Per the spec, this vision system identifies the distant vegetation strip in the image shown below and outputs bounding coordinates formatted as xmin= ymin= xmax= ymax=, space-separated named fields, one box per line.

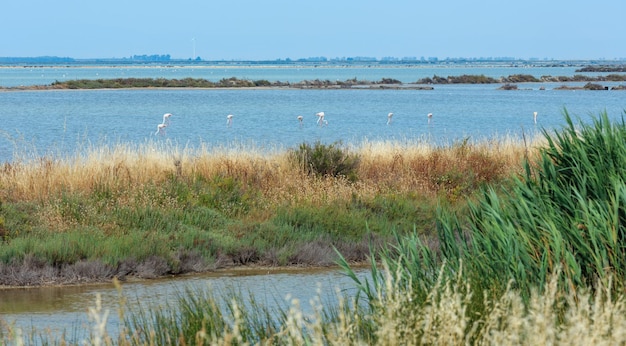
xmin=415 ymin=73 xmax=626 ymax=84
xmin=6 ymin=77 xmax=411 ymax=90
xmin=2 ymin=73 xmax=626 ymax=90
xmin=576 ymin=65 xmax=626 ymax=72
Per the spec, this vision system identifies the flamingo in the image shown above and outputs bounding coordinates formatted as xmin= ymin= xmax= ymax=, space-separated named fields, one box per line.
xmin=315 ymin=112 xmax=325 ymax=126
xmin=162 ymin=113 xmax=172 ymax=126
xmin=387 ymin=112 xmax=394 ymax=125
xmin=155 ymin=123 xmax=167 ymax=136
xmin=297 ymin=115 xmax=304 ymax=127
xmin=427 ymin=112 xmax=433 ymax=124
xmin=227 ymin=114 xmax=234 ymax=127
xmin=533 ymin=111 xmax=538 ymax=124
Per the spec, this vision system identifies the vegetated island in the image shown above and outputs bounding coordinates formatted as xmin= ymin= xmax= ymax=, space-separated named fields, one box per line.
xmin=2 ymin=77 xmax=435 ymax=90
xmin=575 ymin=65 xmax=626 ymax=72
xmin=2 ymin=73 xmax=626 ymax=91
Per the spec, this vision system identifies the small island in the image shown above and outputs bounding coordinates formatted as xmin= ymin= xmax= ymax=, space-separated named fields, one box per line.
xmin=1 ymin=73 xmax=625 ymax=91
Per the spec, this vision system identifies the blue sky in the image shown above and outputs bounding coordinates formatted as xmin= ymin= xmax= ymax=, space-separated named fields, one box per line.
xmin=2 ymin=0 xmax=625 ymax=60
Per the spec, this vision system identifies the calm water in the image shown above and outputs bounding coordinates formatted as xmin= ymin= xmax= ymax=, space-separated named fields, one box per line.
xmin=1 ymin=64 xmax=625 ymax=163
xmin=1 ymin=82 xmax=625 ymax=163
xmin=1 ymin=268 xmax=369 ymax=342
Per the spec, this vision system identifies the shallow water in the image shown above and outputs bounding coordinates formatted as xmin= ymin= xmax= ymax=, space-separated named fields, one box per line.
xmin=0 ymin=267 xmax=370 ymax=342
xmin=1 ymin=83 xmax=625 ymax=163
xmin=1 ymin=64 xmax=624 ymax=163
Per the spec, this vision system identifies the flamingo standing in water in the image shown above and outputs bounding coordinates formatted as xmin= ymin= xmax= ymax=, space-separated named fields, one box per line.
xmin=227 ymin=114 xmax=234 ymax=127
xmin=533 ymin=111 xmax=538 ymax=124
xmin=155 ymin=113 xmax=172 ymax=136
xmin=427 ymin=112 xmax=433 ymax=124
xmin=315 ymin=112 xmax=326 ymax=126
xmin=297 ymin=115 xmax=304 ymax=127
xmin=162 ymin=113 xmax=172 ymax=126
xmin=155 ymin=123 xmax=167 ymax=136
xmin=387 ymin=112 xmax=394 ymax=125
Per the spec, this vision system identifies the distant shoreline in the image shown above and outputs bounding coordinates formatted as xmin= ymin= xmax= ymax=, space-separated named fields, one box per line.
xmin=2 ymin=74 xmax=625 ymax=91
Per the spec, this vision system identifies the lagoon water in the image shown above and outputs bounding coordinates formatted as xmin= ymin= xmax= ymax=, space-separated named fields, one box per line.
xmin=1 ymin=267 xmax=370 ymax=342
xmin=0 ymin=64 xmax=625 ymax=163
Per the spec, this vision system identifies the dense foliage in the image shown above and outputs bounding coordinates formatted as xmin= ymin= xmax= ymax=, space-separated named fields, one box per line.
xmin=290 ymin=141 xmax=360 ymax=180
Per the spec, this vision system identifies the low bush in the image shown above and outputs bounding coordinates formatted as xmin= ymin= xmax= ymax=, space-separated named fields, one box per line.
xmin=290 ymin=141 xmax=360 ymax=181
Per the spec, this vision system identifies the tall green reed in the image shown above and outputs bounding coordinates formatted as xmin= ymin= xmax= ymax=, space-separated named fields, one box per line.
xmin=459 ymin=110 xmax=626 ymax=292
xmin=344 ymin=110 xmax=626 ymax=307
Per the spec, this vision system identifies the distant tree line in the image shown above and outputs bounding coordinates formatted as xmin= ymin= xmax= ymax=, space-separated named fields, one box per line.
xmin=0 ymin=56 xmax=75 ymax=64
xmin=130 ymin=54 xmax=171 ymax=62
xmin=576 ymin=65 xmax=626 ymax=72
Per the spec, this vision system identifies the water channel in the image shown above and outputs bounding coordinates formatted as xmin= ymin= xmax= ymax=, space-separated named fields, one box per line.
xmin=0 ymin=266 xmax=371 ymax=342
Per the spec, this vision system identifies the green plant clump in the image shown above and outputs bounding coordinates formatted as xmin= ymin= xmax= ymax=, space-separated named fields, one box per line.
xmin=291 ymin=141 xmax=360 ymax=181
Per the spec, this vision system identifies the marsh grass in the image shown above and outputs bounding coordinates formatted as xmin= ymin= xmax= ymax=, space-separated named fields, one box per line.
xmin=0 ymin=134 xmax=531 ymax=284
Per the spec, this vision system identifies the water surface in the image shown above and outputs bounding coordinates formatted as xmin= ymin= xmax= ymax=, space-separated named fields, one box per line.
xmin=1 ymin=84 xmax=624 ymax=163
xmin=1 ymin=267 xmax=370 ymax=342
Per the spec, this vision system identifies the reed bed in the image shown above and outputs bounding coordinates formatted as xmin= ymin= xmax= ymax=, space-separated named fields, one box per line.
xmin=343 ymin=111 xmax=626 ymax=308
xmin=0 ymin=133 xmax=531 ymax=285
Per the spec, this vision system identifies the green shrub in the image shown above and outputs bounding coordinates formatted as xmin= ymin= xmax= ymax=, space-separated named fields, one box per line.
xmin=291 ymin=141 xmax=360 ymax=181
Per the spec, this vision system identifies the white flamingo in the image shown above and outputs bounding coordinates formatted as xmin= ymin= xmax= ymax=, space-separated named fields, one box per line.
xmin=297 ymin=115 xmax=304 ymax=127
xmin=315 ymin=111 xmax=325 ymax=126
xmin=387 ymin=112 xmax=394 ymax=125
xmin=227 ymin=114 xmax=234 ymax=127
xmin=427 ymin=112 xmax=433 ymax=124
xmin=162 ymin=113 xmax=172 ymax=126
xmin=154 ymin=113 xmax=172 ymax=136
xmin=533 ymin=111 xmax=538 ymax=124
xmin=155 ymin=123 xmax=167 ymax=136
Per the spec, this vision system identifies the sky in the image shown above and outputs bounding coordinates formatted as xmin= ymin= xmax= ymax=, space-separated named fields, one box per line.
xmin=2 ymin=0 xmax=625 ymax=60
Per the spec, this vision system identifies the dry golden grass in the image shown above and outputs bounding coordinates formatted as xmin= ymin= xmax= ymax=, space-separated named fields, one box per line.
xmin=0 ymin=136 xmax=541 ymax=207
